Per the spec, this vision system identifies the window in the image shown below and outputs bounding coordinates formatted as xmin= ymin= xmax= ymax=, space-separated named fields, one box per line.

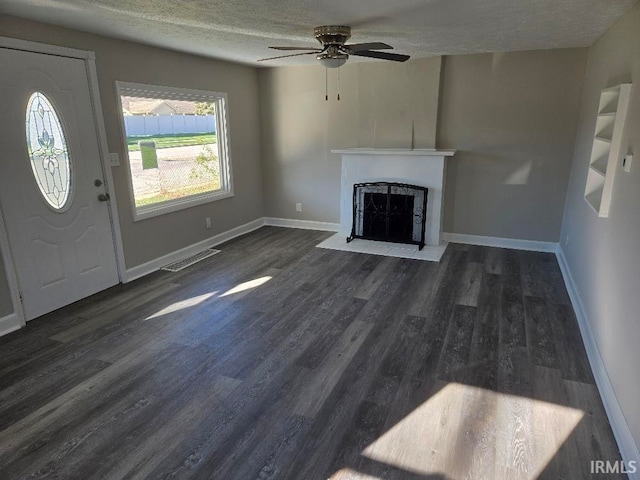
xmin=25 ymin=92 xmax=73 ymax=211
xmin=116 ymin=82 xmax=233 ymax=220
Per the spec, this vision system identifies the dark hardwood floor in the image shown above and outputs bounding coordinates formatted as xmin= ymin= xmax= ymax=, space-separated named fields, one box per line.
xmin=0 ymin=227 xmax=624 ymax=479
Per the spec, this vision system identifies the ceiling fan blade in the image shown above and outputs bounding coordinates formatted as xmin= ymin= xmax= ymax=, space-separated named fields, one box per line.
xmin=269 ymin=46 xmax=323 ymax=51
xmin=352 ymin=50 xmax=410 ymax=62
xmin=344 ymin=42 xmax=393 ymax=52
xmin=257 ymin=51 xmax=319 ymax=62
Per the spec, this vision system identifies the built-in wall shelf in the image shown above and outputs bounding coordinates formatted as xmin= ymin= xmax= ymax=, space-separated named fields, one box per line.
xmin=594 ymin=135 xmax=612 ymax=144
xmin=584 ymin=83 xmax=632 ymax=217
xmin=590 ymin=164 xmax=607 ymax=178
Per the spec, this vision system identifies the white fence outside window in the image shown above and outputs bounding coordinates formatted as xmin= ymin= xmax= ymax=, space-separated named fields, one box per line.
xmin=123 ymin=114 xmax=216 ymax=136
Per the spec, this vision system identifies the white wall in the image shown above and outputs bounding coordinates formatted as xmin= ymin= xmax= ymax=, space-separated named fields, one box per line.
xmin=560 ymin=1 xmax=640 ymax=452
xmin=438 ymin=49 xmax=588 ymax=242
xmin=258 ymin=58 xmax=442 ymax=222
xmin=259 ymin=50 xmax=588 ymax=243
xmin=0 ymin=15 xmax=264 ymax=270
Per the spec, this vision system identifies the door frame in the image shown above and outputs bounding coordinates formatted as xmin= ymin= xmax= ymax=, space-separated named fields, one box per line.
xmin=0 ymin=36 xmax=126 ymax=329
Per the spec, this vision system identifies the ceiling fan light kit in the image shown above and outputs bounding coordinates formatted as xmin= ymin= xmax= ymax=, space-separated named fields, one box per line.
xmin=317 ymin=45 xmax=348 ymax=69
xmin=318 ymin=56 xmax=347 ymax=69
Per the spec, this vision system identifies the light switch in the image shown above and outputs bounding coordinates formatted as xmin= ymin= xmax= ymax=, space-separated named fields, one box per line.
xmin=109 ymin=152 xmax=120 ymax=167
xmin=623 ymin=154 xmax=633 ymax=173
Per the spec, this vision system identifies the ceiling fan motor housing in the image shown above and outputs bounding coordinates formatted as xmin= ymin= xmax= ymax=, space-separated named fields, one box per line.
xmin=315 ymin=26 xmax=351 ymax=65
xmin=314 ymin=25 xmax=351 ymax=46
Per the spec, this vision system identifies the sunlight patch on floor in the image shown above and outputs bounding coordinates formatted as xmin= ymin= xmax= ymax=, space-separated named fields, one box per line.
xmin=145 ymin=291 xmax=218 ymax=320
xmin=220 ymin=276 xmax=272 ymax=297
xmin=361 ymin=382 xmax=584 ymax=479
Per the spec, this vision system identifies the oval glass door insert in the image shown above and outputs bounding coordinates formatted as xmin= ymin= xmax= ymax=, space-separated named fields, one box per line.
xmin=25 ymin=92 xmax=72 ymax=210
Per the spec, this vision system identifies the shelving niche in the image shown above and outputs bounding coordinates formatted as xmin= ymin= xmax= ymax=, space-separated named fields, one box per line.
xmin=584 ymin=84 xmax=632 ymax=217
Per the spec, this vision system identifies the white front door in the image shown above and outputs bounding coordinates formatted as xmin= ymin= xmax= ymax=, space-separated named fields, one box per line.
xmin=0 ymin=47 xmax=119 ymax=320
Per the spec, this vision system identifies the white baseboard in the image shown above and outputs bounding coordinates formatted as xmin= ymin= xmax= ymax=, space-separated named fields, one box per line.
xmin=264 ymin=217 xmax=340 ymax=232
xmin=556 ymin=246 xmax=640 ymax=479
xmin=443 ymin=232 xmax=558 ymax=253
xmin=0 ymin=313 xmax=24 ymax=338
xmin=125 ymin=218 xmax=265 ymax=282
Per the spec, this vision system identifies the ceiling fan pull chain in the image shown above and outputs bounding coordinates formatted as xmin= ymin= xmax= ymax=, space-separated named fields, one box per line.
xmin=325 ymin=67 xmax=328 ymax=101
xmin=337 ymin=67 xmax=341 ymax=101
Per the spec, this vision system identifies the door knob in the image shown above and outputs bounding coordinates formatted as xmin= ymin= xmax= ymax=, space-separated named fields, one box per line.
xmin=98 ymin=193 xmax=110 ymax=202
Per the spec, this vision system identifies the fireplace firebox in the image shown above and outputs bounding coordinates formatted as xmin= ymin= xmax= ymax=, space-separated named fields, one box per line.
xmin=347 ymin=182 xmax=428 ymax=250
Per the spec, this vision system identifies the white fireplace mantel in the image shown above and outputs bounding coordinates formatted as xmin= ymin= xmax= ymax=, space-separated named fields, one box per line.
xmin=332 ymin=148 xmax=456 ymax=157
xmin=332 ymin=148 xmax=455 ymax=250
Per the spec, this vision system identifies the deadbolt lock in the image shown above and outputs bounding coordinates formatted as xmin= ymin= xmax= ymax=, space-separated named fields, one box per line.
xmin=94 ymin=179 xmax=103 ymax=187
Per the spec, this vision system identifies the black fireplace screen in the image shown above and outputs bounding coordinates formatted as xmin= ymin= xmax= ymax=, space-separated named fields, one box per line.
xmin=347 ymin=182 xmax=428 ymax=250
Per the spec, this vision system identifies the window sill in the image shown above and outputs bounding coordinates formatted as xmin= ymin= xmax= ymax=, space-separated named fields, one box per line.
xmin=132 ymin=189 xmax=234 ymax=222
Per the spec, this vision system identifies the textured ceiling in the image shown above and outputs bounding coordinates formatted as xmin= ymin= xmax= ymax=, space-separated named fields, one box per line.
xmin=1 ymin=0 xmax=637 ymax=66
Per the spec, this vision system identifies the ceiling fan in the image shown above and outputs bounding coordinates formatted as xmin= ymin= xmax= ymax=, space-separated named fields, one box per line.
xmin=258 ymin=25 xmax=410 ymax=68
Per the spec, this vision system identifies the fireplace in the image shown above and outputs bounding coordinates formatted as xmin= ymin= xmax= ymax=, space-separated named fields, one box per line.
xmin=348 ymin=182 xmax=428 ymax=250
xmin=324 ymin=148 xmax=455 ymax=262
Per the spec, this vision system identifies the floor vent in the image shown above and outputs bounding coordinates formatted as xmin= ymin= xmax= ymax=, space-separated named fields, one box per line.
xmin=161 ymin=249 xmax=220 ymax=272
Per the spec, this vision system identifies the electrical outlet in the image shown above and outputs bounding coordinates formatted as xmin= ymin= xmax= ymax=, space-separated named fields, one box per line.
xmin=205 ymin=217 xmax=211 ymax=229
xmin=109 ymin=152 xmax=120 ymax=167
xmin=296 ymin=203 xmax=302 ymax=212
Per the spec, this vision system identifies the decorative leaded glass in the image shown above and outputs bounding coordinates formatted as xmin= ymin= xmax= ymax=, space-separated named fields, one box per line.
xmin=25 ymin=92 xmax=72 ymax=210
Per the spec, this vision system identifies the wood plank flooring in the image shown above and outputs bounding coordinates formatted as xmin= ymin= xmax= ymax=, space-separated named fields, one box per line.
xmin=0 ymin=227 xmax=624 ymax=479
